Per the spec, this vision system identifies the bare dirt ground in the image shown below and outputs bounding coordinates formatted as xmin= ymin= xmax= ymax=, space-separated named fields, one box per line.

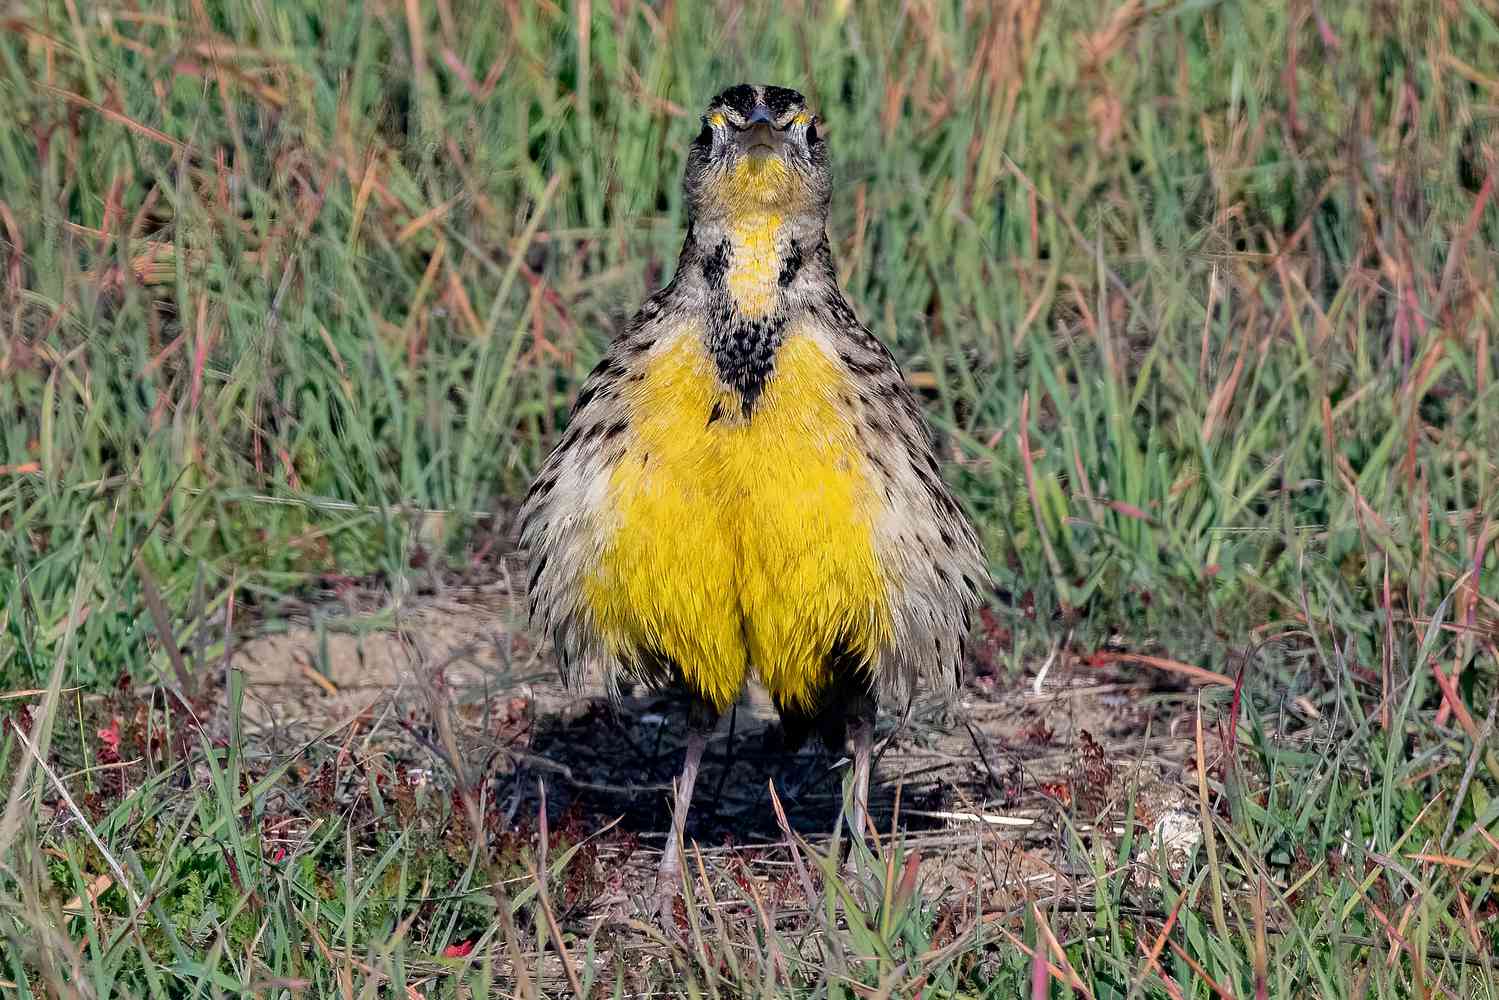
xmin=232 ymin=555 xmax=1214 ymax=927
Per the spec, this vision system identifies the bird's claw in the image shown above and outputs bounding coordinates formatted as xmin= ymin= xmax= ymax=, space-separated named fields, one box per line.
xmin=653 ymin=867 xmax=684 ymax=935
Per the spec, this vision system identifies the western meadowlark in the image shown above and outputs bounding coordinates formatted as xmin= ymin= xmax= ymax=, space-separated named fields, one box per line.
xmin=519 ymin=83 xmax=985 ymax=913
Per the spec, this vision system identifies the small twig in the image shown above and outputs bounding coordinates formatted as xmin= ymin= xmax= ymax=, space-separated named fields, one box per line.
xmin=962 ymin=717 xmax=1003 ymax=789
xmin=902 ymin=808 xmax=1036 ymax=828
xmin=509 ymin=750 xmax=671 ymax=796
xmin=1033 ymin=630 xmax=1067 ymax=696
xmin=1441 ymin=679 xmax=1499 ymax=850
xmin=59 ymin=757 xmax=142 ymax=783
xmin=530 ymin=781 xmax=585 ymax=998
xmin=0 ymin=687 xmax=83 ymax=701
xmin=10 ymin=721 xmax=142 ymax=910
xmin=394 ymin=716 xmax=464 ymax=779
xmin=1085 ymin=651 xmax=1235 ymax=688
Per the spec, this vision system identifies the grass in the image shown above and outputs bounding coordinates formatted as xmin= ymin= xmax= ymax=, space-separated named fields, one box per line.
xmin=1 ymin=0 xmax=1497 ymax=995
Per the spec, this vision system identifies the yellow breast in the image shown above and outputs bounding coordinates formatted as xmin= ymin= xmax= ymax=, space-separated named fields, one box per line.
xmin=581 ymin=329 xmax=891 ymax=713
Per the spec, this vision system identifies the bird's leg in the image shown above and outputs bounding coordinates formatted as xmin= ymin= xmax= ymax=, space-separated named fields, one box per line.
xmin=658 ymin=728 xmax=708 ymax=888
xmin=656 ymin=720 xmax=711 ymax=924
xmin=843 ymin=694 xmax=879 ymax=883
xmin=847 ymin=716 xmax=874 ymax=847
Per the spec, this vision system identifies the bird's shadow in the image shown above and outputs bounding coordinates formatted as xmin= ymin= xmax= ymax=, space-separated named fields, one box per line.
xmin=503 ymin=690 xmax=950 ymax=847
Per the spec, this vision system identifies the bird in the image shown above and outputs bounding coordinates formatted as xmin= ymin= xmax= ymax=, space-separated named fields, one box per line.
xmin=518 ymin=83 xmax=986 ymax=916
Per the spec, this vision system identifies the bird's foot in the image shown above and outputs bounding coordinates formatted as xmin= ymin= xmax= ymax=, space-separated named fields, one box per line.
xmin=653 ymin=864 xmax=684 ymax=935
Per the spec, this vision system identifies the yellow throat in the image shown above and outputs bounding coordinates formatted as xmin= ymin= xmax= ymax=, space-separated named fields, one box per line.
xmin=719 ymin=156 xmax=800 ymax=318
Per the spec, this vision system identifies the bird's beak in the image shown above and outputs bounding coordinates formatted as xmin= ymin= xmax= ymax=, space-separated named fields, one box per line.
xmin=736 ymin=106 xmax=783 ymax=160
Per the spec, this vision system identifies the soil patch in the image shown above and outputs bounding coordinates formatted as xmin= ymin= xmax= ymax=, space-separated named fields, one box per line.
xmin=232 ymin=566 xmax=1210 ymax=916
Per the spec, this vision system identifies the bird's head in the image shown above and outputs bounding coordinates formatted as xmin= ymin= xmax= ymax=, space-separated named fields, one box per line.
xmin=683 ymin=83 xmax=829 ymax=224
